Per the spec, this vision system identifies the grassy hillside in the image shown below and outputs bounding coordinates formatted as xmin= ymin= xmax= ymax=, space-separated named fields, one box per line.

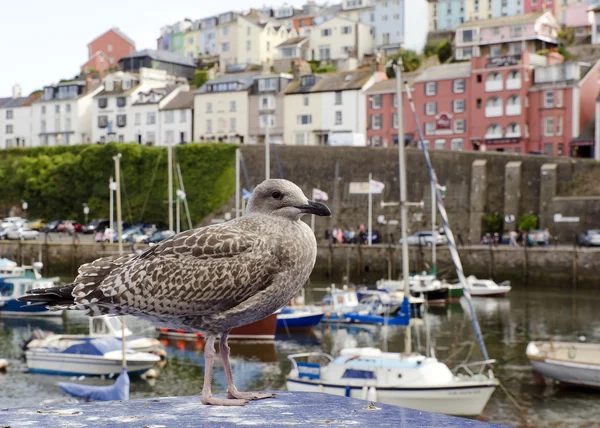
xmin=0 ymin=143 xmax=237 ymax=226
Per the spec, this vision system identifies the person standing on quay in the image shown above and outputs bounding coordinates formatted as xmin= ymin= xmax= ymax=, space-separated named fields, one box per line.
xmin=543 ymin=228 xmax=550 ymax=247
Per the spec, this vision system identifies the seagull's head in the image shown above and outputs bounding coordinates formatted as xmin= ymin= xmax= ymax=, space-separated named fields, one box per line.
xmin=247 ymin=179 xmax=331 ymax=220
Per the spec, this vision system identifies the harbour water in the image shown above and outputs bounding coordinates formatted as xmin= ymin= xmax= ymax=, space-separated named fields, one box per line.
xmin=1 ymin=286 xmax=599 ymax=427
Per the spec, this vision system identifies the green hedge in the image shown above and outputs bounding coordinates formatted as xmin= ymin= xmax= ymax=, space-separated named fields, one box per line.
xmin=0 ymin=143 xmax=237 ymax=226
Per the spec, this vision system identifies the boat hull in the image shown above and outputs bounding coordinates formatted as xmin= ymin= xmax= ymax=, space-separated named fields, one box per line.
xmin=276 ymin=313 xmax=324 ymax=332
xmin=529 ymin=359 xmax=600 ymax=388
xmin=447 ymin=286 xmax=464 ymax=299
xmin=418 ymin=287 xmax=448 ymax=304
xmin=26 ymin=352 xmax=155 ymax=376
xmin=0 ymin=299 xmax=63 ymax=317
xmin=286 ymin=378 xmax=497 ymax=416
xmin=467 ymin=287 xmax=511 ymax=297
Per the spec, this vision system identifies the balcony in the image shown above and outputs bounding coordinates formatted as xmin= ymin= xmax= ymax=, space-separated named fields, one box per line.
xmin=485 ymin=106 xmax=503 ymax=118
xmin=506 ymin=78 xmax=521 ymax=90
xmin=485 ymin=80 xmax=503 ymax=92
xmin=506 ymin=104 xmax=521 ymax=116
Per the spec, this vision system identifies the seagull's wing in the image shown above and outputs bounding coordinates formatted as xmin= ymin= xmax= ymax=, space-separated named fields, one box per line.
xmin=72 ymin=224 xmax=285 ymax=318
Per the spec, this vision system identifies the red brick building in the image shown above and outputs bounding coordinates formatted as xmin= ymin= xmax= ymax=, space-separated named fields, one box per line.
xmin=366 ymin=51 xmax=600 ymax=158
xmin=81 ymin=27 xmax=136 ymax=73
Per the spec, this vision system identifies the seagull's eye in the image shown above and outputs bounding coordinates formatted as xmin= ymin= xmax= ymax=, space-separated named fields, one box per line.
xmin=271 ymin=191 xmax=283 ymax=200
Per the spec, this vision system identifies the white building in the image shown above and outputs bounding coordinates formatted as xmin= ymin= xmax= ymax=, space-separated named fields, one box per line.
xmin=284 ymin=69 xmax=385 ymax=145
xmin=0 ymin=85 xmax=39 ymax=149
xmin=91 ymin=68 xmax=174 ymax=144
xmin=199 ymin=16 xmax=218 ymax=56
xmin=309 ymin=17 xmax=373 ymax=63
xmin=160 ymin=91 xmax=194 ymax=145
xmin=31 ymin=78 xmax=103 ymax=146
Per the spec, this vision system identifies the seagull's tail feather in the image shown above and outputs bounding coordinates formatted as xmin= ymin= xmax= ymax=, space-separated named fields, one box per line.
xmin=17 ymin=284 xmax=76 ymax=309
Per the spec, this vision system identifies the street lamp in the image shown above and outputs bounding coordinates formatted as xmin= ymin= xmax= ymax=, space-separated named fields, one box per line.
xmin=82 ymin=203 xmax=90 ymax=225
xmin=21 ymin=200 xmax=28 ymax=218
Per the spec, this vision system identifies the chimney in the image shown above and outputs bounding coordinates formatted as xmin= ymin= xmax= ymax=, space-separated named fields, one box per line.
xmin=292 ymin=59 xmax=312 ymax=81
xmin=12 ymin=84 xmax=21 ymax=99
xmin=85 ymin=74 xmax=93 ymax=93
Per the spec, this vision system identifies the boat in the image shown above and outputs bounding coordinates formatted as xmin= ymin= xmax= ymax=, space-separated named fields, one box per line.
xmin=286 ymin=348 xmax=498 ymax=416
xmin=319 ymin=286 xmax=410 ymax=326
xmin=25 ymin=315 xmax=165 ymax=356
xmin=447 ymin=284 xmax=464 ymax=299
xmin=0 ymin=277 xmax=62 ymax=317
xmin=377 ymin=275 xmax=448 ymax=305
xmin=526 ymin=341 xmax=600 ymax=388
xmin=276 ymin=306 xmax=324 ymax=332
xmin=157 ymin=312 xmax=278 ymax=342
xmin=461 ymin=276 xmax=511 ymax=297
xmin=25 ymin=337 xmax=160 ymax=376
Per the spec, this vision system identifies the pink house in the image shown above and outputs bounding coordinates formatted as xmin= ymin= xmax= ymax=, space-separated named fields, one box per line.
xmin=565 ymin=2 xmax=592 ymax=38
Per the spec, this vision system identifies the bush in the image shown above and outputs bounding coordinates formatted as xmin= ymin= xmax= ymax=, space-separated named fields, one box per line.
xmin=386 ymin=50 xmax=423 ymax=77
xmin=0 ymin=143 xmax=237 ymax=226
xmin=518 ymin=213 xmax=538 ymax=232
xmin=482 ymin=213 xmax=503 ymax=234
xmin=194 ymin=70 xmax=209 ymax=89
xmin=424 ymin=39 xmax=452 ymax=63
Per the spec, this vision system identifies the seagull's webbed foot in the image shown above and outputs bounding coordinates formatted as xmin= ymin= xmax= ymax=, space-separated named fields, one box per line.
xmin=227 ymin=387 xmax=276 ymax=401
xmin=201 ymin=395 xmax=249 ymax=406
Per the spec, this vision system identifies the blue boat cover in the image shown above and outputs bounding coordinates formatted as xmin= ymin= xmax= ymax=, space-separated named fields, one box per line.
xmin=58 ymin=367 xmax=130 ymax=401
xmin=62 ymin=338 xmax=124 ymax=356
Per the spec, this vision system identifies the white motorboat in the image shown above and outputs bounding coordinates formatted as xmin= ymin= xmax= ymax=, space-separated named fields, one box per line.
xmin=26 ymin=337 xmax=161 ymax=376
xmin=286 ymin=348 xmax=498 ymax=416
xmin=0 ymin=277 xmax=62 ymax=317
xmin=526 ymin=341 xmax=600 ymax=388
xmin=462 ymin=276 xmax=511 ymax=297
xmin=377 ymin=275 xmax=448 ymax=304
xmin=26 ymin=315 xmax=165 ymax=355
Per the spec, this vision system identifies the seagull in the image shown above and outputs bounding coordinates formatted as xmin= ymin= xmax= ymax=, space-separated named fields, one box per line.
xmin=19 ymin=179 xmax=331 ymax=406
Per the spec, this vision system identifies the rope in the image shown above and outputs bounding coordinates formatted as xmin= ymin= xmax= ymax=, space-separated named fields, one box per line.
xmin=404 ymin=80 xmax=491 ymax=363
xmin=498 ymin=379 xmax=524 ymax=412
xmin=239 ymin=152 xmax=253 ymax=190
xmin=138 ymin=150 xmax=163 ymax=223
xmin=272 ymin=143 xmax=284 ymax=179
xmin=119 ymin=169 xmax=134 ymax=225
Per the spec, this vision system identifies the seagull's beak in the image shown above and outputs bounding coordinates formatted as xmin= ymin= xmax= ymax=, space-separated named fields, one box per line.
xmin=296 ymin=200 xmax=331 ymax=217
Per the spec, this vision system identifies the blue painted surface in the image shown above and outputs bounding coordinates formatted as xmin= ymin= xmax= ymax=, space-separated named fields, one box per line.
xmin=0 ymin=392 xmax=506 ymax=427
xmin=276 ymin=312 xmax=324 ymax=330
xmin=0 ymin=298 xmax=50 ymax=314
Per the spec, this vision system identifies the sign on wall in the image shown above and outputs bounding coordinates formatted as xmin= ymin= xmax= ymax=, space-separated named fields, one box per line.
xmin=435 ymin=113 xmax=452 ymax=132
xmin=486 ymin=55 xmax=520 ymax=68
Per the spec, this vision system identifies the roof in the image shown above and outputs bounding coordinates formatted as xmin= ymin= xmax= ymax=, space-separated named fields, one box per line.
xmin=573 ymin=119 xmax=594 ymax=143
xmin=0 ymin=97 xmax=12 ymax=108
xmin=2 ymin=96 xmax=33 ymax=109
xmin=94 ymin=81 xmax=139 ymax=97
xmin=133 ymin=86 xmax=179 ymax=105
xmin=162 ymin=91 xmax=194 ymax=110
xmin=365 ymin=72 xmax=419 ymax=94
xmin=458 ymin=11 xmax=549 ymax=29
xmin=414 ymin=62 xmax=471 ymax=82
xmin=196 ymin=72 xmax=260 ymax=94
xmin=285 ymin=69 xmax=374 ymax=95
xmin=89 ymin=27 xmax=135 ymax=48
xmin=276 ymin=37 xmax=308 ymax=48
xmin=120 ymin=49 xmax=196 ymax=67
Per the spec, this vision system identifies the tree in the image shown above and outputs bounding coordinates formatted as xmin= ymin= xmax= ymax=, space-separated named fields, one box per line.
xmin=518 ymin=213 xmax=538 ymax=232
xmin=194 ymin=70 xmax=209 ymax=89
xmin=386 ymin=50 xmax=423 ymax=78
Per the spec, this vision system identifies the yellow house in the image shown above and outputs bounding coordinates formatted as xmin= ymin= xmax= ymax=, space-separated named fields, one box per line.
xmin=183 ymin=29 xmax=200 ymax=59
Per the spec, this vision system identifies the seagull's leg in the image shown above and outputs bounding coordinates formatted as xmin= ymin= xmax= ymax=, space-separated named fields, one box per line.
xmin=201 ymin=334 xmax=248 ymax=406
xmin=220 ymin=331 xmax=276 ymax=401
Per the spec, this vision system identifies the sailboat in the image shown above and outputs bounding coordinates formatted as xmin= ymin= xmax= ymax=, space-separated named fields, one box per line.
xmin=287 ymin=63 xmax=498 ymax=416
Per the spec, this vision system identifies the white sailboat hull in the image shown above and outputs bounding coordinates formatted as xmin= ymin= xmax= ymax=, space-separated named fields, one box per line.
xmin=26 ymin=351 xmax=158 ymax=376
xmin=286 ymin=378 xmax=497 ymax=416
xmin=466 ymin=286 xmax=511 ymax=297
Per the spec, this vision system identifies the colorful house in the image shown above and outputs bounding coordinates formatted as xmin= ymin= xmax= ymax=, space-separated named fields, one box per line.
xmin=81 ymin=27 xmax=136 ymax=73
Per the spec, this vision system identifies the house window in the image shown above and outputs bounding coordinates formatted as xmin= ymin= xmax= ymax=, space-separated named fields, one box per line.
xmin=303 ymin=95 xmax=309 ymax=106
xmin=454 ymin=119 xmax=466 ymax=133
xmin=425 ymin=122 xmax=435 ymax=135
xmin=222 ymin=26 xmax=229 ymax=36
xmin=319 ymin=46 xmax=331 ymax=59
xmin=134 ymin=113 xmax=141 ymax=125
xmin=556 ymin=89 xmax=563 ymax=107
xmin=117 ymin=114 xmax=126 ymax=127
xmin=393 ymin=94 xmax=398 ymax=107
xmin=371 ymin=136 xmax=382 ymax=146
xmin=6 ymin=110 xmax=13 ymax=119
xmin=435 ymin=139 xmax=446 ymax=150
xmin=147 ymin=131 xmax=156 ymax=144
xmin=425 ymin=82 xmax=437 ymax=96
xmin=5 ymin=124 xmax=13 ymax=134
xmin=451 ymin=138 xmax=464 ymax=151
xmin=421 ymin=140 xmax=430 ymax=150
xmin=230 ymin=118 xmax=236 ymax=132
xmin=230 ymin=101 xmax=236 ymax=112
xmin=341 ymin=26 xmax=352 ymax=34
xmin=372 ymin=114 xmax=382 ymax=129
xmin=510 ymin=25 xmax=522 ymax=38
xmin=98 ymin=116 xmax=108 ymax=128
xmin=544 ymin=90 xmax=554 ymax=107
xmin=147 ymin=112 xmax=156 ymax=125
xmin=461 ymin=29 xmax=473 ymax=42
xmin=453 ymin=79 xmax=465 ymax=93
xmin=117 ymin=97 xmax=126 ymax=108
xmin=558 ymin=143 xmax=564 ymax=156
xmin=453 ymin=99 xmax=465 ymax=113
xmin=221 ymin=43 xmax=230 ymax=52
xmin=55 ymin=104 xmax=60 ymax=113
xmin=372 ymin=95 xmax=382 ymax=109
xmin=486 ymin=124 xmax=503 ymax=138
xmin=206 ymin=102 xmax=213 ymax=113
xmin=335 ymin=111 xmax=342 ymax=125
xmin=207 ymin=119 xmax=212 ymax=133
xmin=122 ymin=79 xmax=131 ymax=90
xmin=321 ymin=28 xmax=332 ymax=36
xmin=544 ymin=117 xmax=554 ymax=136
xmin=65 ymin=118 xmax=71 ymax=131
xmin=180 ymin=110 xmax=186 ymax=123
xmin=335 ymin=91 xmax=342 ymax=105
xmin=557 ymin=116 xmax=563 ymax=136
xmin=66 ymin=104 xmax=71 ymax=113
xmin=509 ymin=42 xmax=522 ymax=55
xmin=98 ymin=98 xmax=108 ymax=109
xmin=297 ymin=114 xmax=312 ymax=125
xmin=492 ymin=26 xmax=500 ymax=36
xmin=260 ymin=114 xmax=275 ymax=128
xmin=490 ymin=45 xmax=502 ymax=57
xmin=247 ymin=40 xmax=251 ymax=51
xmin=425 ymin=102 xmax=437 ymax=116
xmin=41 ymin=120 xmax=46 ymax=132
xmin=544 ymin=143 xmax=553 ymax=155
xmin=164 ymin=111 xmax=174 ymax=124
xmin=392 ymin=113 xmax=398 ymax=129
xmin=41 ymin=106 xmax=46 ymax=114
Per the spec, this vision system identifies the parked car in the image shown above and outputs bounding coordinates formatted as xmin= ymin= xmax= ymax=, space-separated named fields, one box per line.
xmin=56 ymin=220 xmax=82 ymax=233
xmin=527 ymin=230 xmax=546 ymax=246
xmin=144 ymin=230 xmax=176 ymax=245
xmin=1 ymin=217 xmax=25 ymax=228
xmin=401 ymin=231 xmax=448 ymax=246
xmin=42 ymin=220 xmax=63 ymax=232
xmin=7 ymin=227 xmax=39 ymax=240
xmin=579 ymin=230 xmax=600 ymax=247
xmin=27 ymin=219 xmax=46 ymax=230
xmin=0 ymin=226 xmax=14 ymax=240
xmin=83 ymin=219 xmax=110 ymax=234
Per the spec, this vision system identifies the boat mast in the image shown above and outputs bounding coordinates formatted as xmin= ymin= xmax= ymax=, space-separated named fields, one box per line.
xmin=168 ymin=141 xmax=174 ymax=231
xmin=394 ymin=60 xmax=411 ymax=354
xmin=113 ymin=153 xmax=127 ymax=368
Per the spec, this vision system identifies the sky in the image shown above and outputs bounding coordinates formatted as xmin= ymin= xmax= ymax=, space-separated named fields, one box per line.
xmin=0 ymin=0 xmax=307 ymax=96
